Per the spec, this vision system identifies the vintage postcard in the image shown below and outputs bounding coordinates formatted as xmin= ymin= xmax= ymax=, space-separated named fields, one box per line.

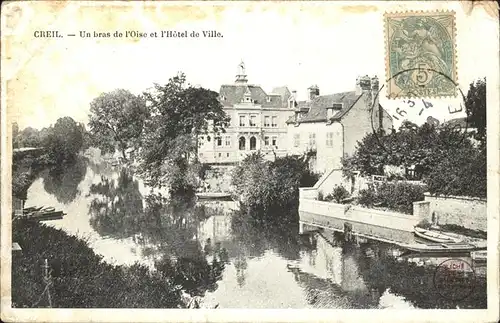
xmin=1 ymin=1 xmax=499 ymax=322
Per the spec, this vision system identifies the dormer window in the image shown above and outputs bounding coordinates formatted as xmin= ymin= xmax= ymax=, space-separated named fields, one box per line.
xmin=244 ymin=96 xmax=252 ymax=102
xmin=220 ymin=95 xmax=226 ymax=101
xmin=266 ymin=97 xmax=271 ymax=103
xmin=288 ymin=99 xmax=295 ymax=109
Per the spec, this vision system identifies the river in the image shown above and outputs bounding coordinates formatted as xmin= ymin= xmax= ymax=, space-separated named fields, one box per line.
xmin=23 ymin=156 xmax=487 ymax=309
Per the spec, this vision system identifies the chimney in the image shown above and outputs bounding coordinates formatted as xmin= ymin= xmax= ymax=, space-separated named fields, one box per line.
xmin=289 ymin=90 xmax=297 ymax=109
xmin=327 ymin=107 xmax=334 ymax=119
xmin=308 ymin=85 xmax=319 ymax=101
xmin=371 ymin=76 xmax=382 ymax=130
xmin=359 ymin=75 xmax=371 ymax=92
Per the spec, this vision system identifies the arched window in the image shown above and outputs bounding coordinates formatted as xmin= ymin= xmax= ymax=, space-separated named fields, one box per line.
xmin=239 ymin=137 xmax=246 ymax=150
xmin=250 ymin=136 xmax=257 ymax=150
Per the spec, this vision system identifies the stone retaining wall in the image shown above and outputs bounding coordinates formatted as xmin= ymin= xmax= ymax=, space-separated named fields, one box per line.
xmin=424 ymin=194 xmax=487 ymax=231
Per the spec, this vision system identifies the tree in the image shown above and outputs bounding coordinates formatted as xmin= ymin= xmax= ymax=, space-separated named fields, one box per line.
xmin=88 ymin=89 xmax=148 ymax=160
xmin=44 ymin=117 xmax=84 ymax=164
xmin=465 ymin=78 xmax=486 ymax=143
xmin=12 ymin=122 xmax=19 ymax=148
xmin=139 ymin=73 xmax=229 ymax=189
xmin=16 ymin=127 xmax=43 ymax=148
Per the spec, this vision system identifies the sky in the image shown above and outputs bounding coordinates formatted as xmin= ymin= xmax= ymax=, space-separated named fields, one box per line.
xmin=3 ymin=1 xmax=498 ymax=130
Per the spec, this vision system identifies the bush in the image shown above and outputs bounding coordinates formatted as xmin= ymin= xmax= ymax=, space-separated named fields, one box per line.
xmin=357 ymin=182 xmax=425 ymax=214
xmin=377 ymin=182 xmax=426 ymax=214
xmin=425 ymin=146 xmax=486 ymax=198
xmin=358 ymin=186 xmax=380 ymax=208
xmin=231 ymin=153 xmax=315 ymax=227
xmin=331 ymin=185 xmax=350 ymax=203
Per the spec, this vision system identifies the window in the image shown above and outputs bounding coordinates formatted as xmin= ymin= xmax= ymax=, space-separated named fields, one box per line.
xmin=264 ymin=136 xmax=270 ymax=146
xmin=266 ymin=97 xmax=271 ymax=103
xmin=309 ymin=133 xmax=316 ymax=147
xmin=272 ymin=116 xmax=277 ymax=127
xmin=264 ymin=116 xmax=270 ymax=127
xmin=272 ymin=136 xmax=277 ymax=147
xmin=218 ymin=153 xmax=222 ymax=157
xmin=293 ymin=134 xmax=300 ymax=147
xmin=239 ymin=115 xmax=246 ymax=127
xmin=250 ymin=136 xmax=257 ymax=150
xmin=226 ymin=153 xmax=230 ymax=157
xmin=250 ymin=115 xmax=257 ymax=127
xmin=207 ymin=136 xmax=211 ymax=142
xmin=326 ymin=132 xmax=334 ymax=147
xmin=225 ymin=136 xmax=231 ymax=146
xmin=239 ymin=137 xmax=246 ymax=150
xmin=216 ymin=137 xmax=222 ymax=146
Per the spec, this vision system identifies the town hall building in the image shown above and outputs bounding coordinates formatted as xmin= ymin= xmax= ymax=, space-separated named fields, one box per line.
xmin=198 ymin=62 xmax=295 ymax=163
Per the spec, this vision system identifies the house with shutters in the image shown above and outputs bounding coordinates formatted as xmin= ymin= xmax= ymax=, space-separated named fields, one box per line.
xmin=198 ymin=62 xmax=295 ymax=163
xmin=286 ymin=75 xmax=393 ymax=174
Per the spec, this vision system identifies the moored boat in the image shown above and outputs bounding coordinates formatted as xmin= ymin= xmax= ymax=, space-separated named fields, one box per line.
xmin=195 ymin=192 xmax=232 ymax=200
xmin=41 ymin=206 xmax=56 ymax=213
xmin=400 ymin=242 xmax=476 ymax=253
xmin=23 ymin=206 xmax=43 ymax=212
xmin=414 ymin=226 xmax=462 ymax=243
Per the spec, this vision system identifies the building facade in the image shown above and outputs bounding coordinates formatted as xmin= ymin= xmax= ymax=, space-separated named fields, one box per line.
xmin=198 ymin=62 xmax=294 ymax=163
xmin=286 ymin=76 xmax=393 ymax=174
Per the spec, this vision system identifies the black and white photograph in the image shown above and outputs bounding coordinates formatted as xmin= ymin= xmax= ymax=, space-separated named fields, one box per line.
xmin=1 ymin=1 xmax=499 ymax=322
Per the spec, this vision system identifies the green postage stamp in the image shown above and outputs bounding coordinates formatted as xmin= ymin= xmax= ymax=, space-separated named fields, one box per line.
xmin=385 ymin=11 xmax=457 ymax=98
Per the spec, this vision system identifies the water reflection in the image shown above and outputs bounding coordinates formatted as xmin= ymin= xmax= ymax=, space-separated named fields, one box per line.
xmin=24 ymin=157 xmax=486 ymax=309
xmin=41 ymin=157 xmax=87 ymax=204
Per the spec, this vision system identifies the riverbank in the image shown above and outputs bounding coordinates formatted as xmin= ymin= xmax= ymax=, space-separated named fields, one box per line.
xmin=12 ymin=219 xmax=183 ymax=308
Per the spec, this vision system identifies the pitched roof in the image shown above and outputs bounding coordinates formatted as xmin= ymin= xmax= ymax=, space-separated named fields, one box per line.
xmin=271 ymin=87 xmax=292 ymax=108
xmin=441 ymin=117 xmax=475 ymax=129
xmin=219 ymin=84 xmax=290 ymax=108
xmin=286 ymin=91 xmax=363 ymax=124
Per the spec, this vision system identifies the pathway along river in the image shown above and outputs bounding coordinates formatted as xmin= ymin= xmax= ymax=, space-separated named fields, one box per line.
xmin=23 ymin=156 xmax=487 ymax=309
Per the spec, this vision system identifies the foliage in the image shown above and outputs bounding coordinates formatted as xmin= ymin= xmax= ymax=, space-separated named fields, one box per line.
xmin=376 ymin=182 xmax=426 ymax=214
xmin=357 ymin=182 xmax=425 ymax=214
xmin=88 ymin=89 xmax=148 ymax=159
xmin=343 ymin=118 xmax=485 ymax=197
xmin=12 ymin=219 xmax=182 ymax=308
xmin=357 ymin=185 xmax=380 ymax=208
xmin=425 ymin=144 xmax=486 ymax=198
xmin=330 ymin=185 xmax=351 ymax=203
xmin=231 ymin=153 xmax=316 ymax=228
xmin=138 ymin=73 xmax=229 ymax=192
xmin=12 ymin=122 xmax=20 ymax=148
xmin=465 ymin=78 xmax=486 ymax=143
xmin=43 ymin=117 xmax=84 ymax=164
xmin=13 ymin=117 xmax=87 ymax=165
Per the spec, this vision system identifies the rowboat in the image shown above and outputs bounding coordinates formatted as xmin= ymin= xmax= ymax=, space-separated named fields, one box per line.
xmin=41 ymin=207 xmax=56 ymax=213
xmin=414 ymin=226 xmax=462 ymax=243
xmin=195 ymin=192 xmax=232 ymax=200
xmin=28 ymin=211 xmax=65 ymax=221
xmin=23 ymin=206 xmax=43 ymax=212
xmin=400 ymin=242 xmax=476 ymax=253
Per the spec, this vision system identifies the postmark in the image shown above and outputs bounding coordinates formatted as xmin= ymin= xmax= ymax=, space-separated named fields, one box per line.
xmin=385 ymin=11 xmax=457 ymax=98
xmin=433 ymin=259 xmax=476 ymax=301
xmin=370 ymin=68 xmax=469 ymax=154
